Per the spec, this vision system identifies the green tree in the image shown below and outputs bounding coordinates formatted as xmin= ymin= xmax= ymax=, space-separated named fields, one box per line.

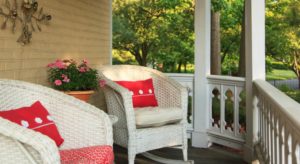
xmin=211 ymin=0 xmax=227 ymax=75
xmin=151 ymin=1 xmax=194 ymax=72
xmin=220 ymin=0 xmax=244 ymax=76
xmin=266 ymin=0 xmax=300 ymax=88
xmin=113 ymin=0 xmax=194 ymax=72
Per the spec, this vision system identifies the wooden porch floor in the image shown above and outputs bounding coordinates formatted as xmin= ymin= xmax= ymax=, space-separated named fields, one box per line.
xmin=114 ymin=142 xmax=247 ymax=164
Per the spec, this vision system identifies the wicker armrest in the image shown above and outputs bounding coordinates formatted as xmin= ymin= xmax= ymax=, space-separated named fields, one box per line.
xmin=101 ymin=77 xmax=134 ymax=111
xmin=100 ymin=77 xmax=137 ymax=131
xmin=53 ymin=99 xmax=114 ymax=148
xmin=0 ymin=117 xmax=60 ymax=164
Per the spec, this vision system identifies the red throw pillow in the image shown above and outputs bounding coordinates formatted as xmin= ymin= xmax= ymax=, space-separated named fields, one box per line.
xmin=0 ymin=101 xmax=64 ymax=146
xmin=115 ymin=78 xmax=158 ymax=108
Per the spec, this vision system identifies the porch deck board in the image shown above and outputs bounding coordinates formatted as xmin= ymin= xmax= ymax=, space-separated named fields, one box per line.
xmin=114 ymin=143 xmax=246 ymax=164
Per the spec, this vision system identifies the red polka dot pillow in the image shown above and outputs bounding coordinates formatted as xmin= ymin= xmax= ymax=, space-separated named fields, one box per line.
xmin=0 ymin=101 xmax=64 ymax=146
xmin=115 ymin=78 xmax=158 ymax=108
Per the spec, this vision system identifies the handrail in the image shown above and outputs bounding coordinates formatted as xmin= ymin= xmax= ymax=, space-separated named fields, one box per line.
xmin=165 ymin=73 xmax=194 ymax=77
xmin=254 ymin=79 xmax=300 ymax=164
xmin=254 ymin=80 xmax=300 ymax=132
xmin=207 ymin=75 xmax=245 ymax=87
xmin=207 ymin=75 xmax=245 ymax=82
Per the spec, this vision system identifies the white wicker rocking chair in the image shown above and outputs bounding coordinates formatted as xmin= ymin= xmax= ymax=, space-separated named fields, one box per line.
xmin=99 ymin=65 xmax=191 ymax=164
xmin=0 ymin=79 xmax=113 ymax=164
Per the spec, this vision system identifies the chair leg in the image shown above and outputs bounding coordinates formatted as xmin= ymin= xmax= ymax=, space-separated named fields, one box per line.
xmin=128 ymin=153 xmax=136 ymax=164
xmin=183 ymin=146 xmax=188 ymax=161
xmin=182 ymin=136 xmax=188 ymax=161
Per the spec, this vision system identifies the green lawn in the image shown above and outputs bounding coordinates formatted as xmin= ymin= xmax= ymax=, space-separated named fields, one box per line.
xmin=266 ymin=69 xmax=297 ymax=80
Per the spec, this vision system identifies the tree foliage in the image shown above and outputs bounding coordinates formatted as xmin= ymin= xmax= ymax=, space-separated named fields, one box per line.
xmin=219 ymin=0 xmax=244 ymax=75
xmin=113 ymin=0 xmax=194 ymax=72
xmin=113 ymin=0 xmax=300 ymax=83
xmin=266 ymin=0 xmax=300 ymax=87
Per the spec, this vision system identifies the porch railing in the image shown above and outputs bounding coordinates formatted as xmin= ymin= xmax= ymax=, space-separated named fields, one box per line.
xmin=207 ymin=75 xmax=246 ymax=149
xmin=255 ymin=80 xmax=300 ymax=164
xmin=168 ymin=74 xmax=247 ymax=148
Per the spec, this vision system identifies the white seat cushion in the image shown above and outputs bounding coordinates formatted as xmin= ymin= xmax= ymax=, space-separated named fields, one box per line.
xmin=134 ymin=107 xmax=183 ymax=128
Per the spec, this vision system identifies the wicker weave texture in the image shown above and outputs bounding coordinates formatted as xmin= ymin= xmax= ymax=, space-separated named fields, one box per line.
xmin=0 ymin=79 xmax=113 ymax=164
xmin=99 ymin=65 xmax=188 ymax=164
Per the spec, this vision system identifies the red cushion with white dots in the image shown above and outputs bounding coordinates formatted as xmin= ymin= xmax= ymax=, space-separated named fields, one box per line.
xmin=0 ymin=101 xmax=64 ymax=146
xmin=115 ymin=78 xmax=158 ymax=108
xmin=59 ymin=145 xmax=114 ymax=164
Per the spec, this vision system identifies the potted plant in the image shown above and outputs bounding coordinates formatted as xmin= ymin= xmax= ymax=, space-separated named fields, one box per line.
xmin=47 ymin=59 xmax=100 ymax=102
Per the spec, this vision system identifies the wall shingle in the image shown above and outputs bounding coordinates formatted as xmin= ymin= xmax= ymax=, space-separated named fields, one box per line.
xmin=0 ymin=0 xmax=111 ymax=110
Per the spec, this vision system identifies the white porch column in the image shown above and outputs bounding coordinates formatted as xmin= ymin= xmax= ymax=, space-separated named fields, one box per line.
xmin=244 ymin=0 xmax=265 ymax=162
xmin=192 ymin=0 xmax=211 ymax=148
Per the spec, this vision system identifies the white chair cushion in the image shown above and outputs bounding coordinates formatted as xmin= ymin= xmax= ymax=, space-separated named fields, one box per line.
xmin=134 ymin=107 xmax=182 ymax=128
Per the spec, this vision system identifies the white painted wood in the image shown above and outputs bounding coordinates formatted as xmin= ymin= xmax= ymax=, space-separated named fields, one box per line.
xmin=292 ymin=135 xmax=297 ymax=164
xmin=270 ymin=110 xmax=274 ymax=164
xmin=192 ymin=0 xmax=211 ymax=148
xmin=254 ymin=80 xmax=300 ymax=164
xmin=234 ymin=86 xmax=239 ymax=137
xmin=207 ymin=76 xmax=246 ymax=149
xmin=244 ymin=0 xmax=266 ymax=162
xmin=207 ymin=75 xmax=245 ymax=84
xmin=220 ymin=85 xmax=225 ymax=134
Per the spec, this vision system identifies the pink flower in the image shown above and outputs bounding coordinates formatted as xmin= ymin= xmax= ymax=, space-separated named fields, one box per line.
xmin=61 ymin=75 xmax=70 ymax=83
xmin=54 ymin=79 xmax=62 ymax=86
xmin=47 ymin=63 xmax=55 ymax=68
xmin=82 ymin=59 xmax=88 ymax=64
xmin=99 ymin=80 xmax=106 ymax=88
xmin=79 ymin=67 xmax=86 ymax=73
xmin=63 ymin=77 xmax=70 ymax=83
xmin=54 ymin=60 xmax=66 ymax=69
xmin=47 ymin=60 xmax=66 ymax=69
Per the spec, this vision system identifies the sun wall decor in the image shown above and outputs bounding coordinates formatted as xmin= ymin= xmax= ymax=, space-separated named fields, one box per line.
xmin=0 ymin=0 xmax=51 ymax=45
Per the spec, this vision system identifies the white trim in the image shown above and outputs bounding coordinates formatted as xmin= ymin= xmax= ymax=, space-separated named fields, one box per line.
xmin=254 ymin=80 xmax=300 ymax=163
xmin=207 ymin=75 xmax=245 ymax=83
xmin=244 ymin=0 xmax=265 ymax=162
xmin=192 ymin=0 xmax=211 ymax=148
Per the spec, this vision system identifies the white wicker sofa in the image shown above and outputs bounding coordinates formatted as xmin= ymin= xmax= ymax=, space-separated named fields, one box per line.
xmin=0 ymin=79 xmax=113 ymax=164
xmin=99 ymin=65 xmax=189 ymax=164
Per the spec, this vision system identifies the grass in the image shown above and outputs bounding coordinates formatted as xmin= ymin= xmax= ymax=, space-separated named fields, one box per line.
xmin=286 ymin=90 xmax=300 ymax=103
xmin=266 ymin=69 xmax=297 ymax=80
xmin=277 ymin=85 xmax=300 ymax=103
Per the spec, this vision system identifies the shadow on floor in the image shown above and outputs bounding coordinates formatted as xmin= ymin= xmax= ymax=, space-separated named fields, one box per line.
xmin=114 ymin=143 xmax=247 ymax=164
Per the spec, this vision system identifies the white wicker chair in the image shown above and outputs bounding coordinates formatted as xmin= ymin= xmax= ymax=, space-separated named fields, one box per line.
xmin=99 ymin=65 xmax=189 ymax=164
xmin=0 ymin=79 xmax=113 ymax=164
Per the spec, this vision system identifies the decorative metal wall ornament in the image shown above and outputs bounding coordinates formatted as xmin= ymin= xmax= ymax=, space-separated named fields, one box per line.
xmin=0 ymin=0 xmax=51 ymax=45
